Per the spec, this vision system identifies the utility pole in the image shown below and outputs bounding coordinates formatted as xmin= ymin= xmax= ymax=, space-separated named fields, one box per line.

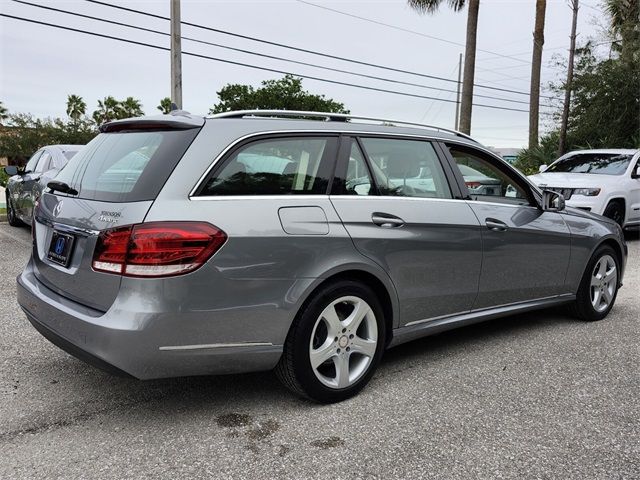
xmin=559 ymin=0 xmax=579 ymax=156
xmin=459 ymin=0 xmax=480 ymax=135
xmin=170 ymin=0 xmax=182 ymax=110
xmin=454 ymin=53 xmax=462 ymax=131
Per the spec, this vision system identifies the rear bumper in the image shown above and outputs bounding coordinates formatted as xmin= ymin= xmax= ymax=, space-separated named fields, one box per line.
xmin=17 ymin=263 xmax=283 ymax=379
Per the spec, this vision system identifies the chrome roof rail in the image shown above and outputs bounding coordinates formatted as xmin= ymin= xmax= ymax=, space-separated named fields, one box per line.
xmin=208 ymin=110 xmax=478 ymax=143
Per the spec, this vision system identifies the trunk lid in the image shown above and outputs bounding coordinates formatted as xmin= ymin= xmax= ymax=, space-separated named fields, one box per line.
xmin=31 ymin=115 xmax=202 ymax=311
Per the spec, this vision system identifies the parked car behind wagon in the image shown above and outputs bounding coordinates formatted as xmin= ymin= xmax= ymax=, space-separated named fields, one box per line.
xmin=5 ymin=144 xmax=83 ymax=227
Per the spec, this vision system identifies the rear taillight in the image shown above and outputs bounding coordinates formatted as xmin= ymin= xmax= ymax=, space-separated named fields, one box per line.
xmin=465 ymin=181 xmax=481 ymax=188
xmin=92 ymin=222 xmax=227 ymax=277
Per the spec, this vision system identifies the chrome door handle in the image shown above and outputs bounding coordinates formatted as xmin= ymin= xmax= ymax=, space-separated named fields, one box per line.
xmin=372 ymin=212 xmax=405 ymax=228
xmin=485 ymin=218 xmax=508 ymax=231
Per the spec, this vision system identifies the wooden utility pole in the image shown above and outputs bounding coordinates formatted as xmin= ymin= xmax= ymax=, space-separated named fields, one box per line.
xmin=170 ymin=0 xmax=183 ymax=109
xmin=459 ymin=0 xmax=480 ymax=135
xmin=529 ymin=0 xmax=546 ymax=148
xmin=559 ymin=0 xmax=579 ymax=156
xmin=454 ymin=53 xmax=463 ymax=130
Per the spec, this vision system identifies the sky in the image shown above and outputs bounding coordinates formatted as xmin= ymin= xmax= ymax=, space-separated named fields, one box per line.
xmin=0 ymin=0 xmax=612 ymax=148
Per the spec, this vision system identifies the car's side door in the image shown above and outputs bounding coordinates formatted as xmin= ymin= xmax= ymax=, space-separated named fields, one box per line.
xmin=15 ymin=150 xmax=43 ymax=216
xmin=329 ymin=136 xmax=483 ymax=326
xmin=627 ymin=154 xmax=640 ymax=223
xmin=22 ymin=149 xmax=52 ymax=218
xmin=443 ymin=143 xmax=572 ymax=309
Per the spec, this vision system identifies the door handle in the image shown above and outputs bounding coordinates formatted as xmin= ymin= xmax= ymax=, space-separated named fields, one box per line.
xmin=485 ymin=218 xmax=508 ymax=231
xmin=372 ymin=212 xmax=405 ymax=228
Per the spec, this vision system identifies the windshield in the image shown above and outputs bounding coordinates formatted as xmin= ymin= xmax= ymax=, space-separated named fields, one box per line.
xmin=547 ymin=153 xmax=633 ymax=175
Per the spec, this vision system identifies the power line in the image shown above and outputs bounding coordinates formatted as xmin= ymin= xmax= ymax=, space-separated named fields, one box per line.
xmin=1 ymin=13 xmax=549 ymax=114
xmin=82 ymin=0 xmax=556 ymax=100
xmin=295 ymin=0 xmax=534 ymax=65
xmin=11 ymin=0 xmax=552 ymax=108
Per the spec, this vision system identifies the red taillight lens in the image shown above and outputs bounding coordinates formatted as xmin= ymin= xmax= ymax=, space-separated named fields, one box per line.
xmin=92 ymin=222 xmax=227 ymax=277
xmin=465 ymin=181 xmax=481 ymax=188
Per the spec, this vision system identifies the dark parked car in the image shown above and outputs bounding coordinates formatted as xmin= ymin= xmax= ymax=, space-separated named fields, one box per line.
xmin=5 ymin=144 xmax=83 ymax=226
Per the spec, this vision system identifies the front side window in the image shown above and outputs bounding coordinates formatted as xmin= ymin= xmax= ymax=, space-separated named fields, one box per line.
xmin=359 ymin=137 xmax=452 ymax=199
xmin=199 ymin=137 xmax=336 ymax=196
xmin=448 ymin=146 xmax=531 ymax=206
xmin=547 ymin=153 xmax=633 ymax=175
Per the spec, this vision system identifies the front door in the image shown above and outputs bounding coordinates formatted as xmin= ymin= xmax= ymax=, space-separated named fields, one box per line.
xmin=445 ymin=144 xmax=572 ymax=309
xmin=330 ymin=136 xmax=483 ymax=326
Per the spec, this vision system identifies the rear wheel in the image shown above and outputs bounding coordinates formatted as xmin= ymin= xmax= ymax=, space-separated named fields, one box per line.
xmin=6 ymin=195 xmax=24 ymax=227
xmin=568 ymin=245 xmax=620 ymax=321
xmin=276 ymin=280 xmax=385 ymax=403
xmin=603 ymin=200 xmax=624 ymax=227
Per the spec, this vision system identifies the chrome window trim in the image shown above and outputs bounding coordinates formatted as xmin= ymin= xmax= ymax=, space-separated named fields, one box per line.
xmin=188 ymin=129 xmax=450 ymax=199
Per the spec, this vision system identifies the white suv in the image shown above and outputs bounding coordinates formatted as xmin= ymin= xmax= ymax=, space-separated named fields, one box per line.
xmin=529 ymin=149 xmax=640 ymax=228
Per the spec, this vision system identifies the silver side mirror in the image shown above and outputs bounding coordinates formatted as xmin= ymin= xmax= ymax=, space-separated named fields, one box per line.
xmin=538 ymin=164 xmax=548 ymax=173
xmin=542 ymin=190 xmax=565 ymax=212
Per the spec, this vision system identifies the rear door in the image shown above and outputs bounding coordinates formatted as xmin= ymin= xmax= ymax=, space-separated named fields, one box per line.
xmin=32 ymin=121 xmax=201 ymax=312
xmin=330 ymin=136 xmax=482 ymax=326
xmin=23 ymin=149 xmax=53 ymax=218
xmin=444 ymin=144 xmax=571 ymax=309
xmin=15 ymin=150 xmax=42 ymax=216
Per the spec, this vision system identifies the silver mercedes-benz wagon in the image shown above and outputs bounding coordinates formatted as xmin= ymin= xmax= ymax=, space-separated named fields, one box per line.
xmin=17 ymin=110 xmax=627 ymax=403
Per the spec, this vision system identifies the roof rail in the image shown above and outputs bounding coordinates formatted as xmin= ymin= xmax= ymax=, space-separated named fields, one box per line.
xmin=208 ymin=110 xmax=478 ymax=143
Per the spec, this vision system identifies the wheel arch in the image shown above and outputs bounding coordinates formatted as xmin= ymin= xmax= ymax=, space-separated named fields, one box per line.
xmin=295 ymin=265 xmax=399 ymax=347
xmin=604 ymin=197 xmax=627 ymax=223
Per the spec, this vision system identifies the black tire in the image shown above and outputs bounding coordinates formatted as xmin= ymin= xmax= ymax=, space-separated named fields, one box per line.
xmin=275 ymin=280 xmax=386 ymax=403
xmin=6 ymin=195 xmax=24 ymax=227
xmin=568 ymin=245 xmax=620 ymax=321
xmin=603 ymin=200 xmax=624 ymax=227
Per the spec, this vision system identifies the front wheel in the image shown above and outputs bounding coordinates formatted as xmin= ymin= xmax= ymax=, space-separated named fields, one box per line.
xmin=568 ymin=245 xmax=620 ymax=321
xmin=276 ymin=280 xmax=386 ymax=403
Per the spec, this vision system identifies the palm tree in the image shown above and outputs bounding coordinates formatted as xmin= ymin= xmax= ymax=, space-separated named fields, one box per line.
xmin=605 ymin=0 xmax=639 ymax=64
xmin=0 ymin=101 xmax=8 ymax=124
xmin=119 ymin=97 xmax=144 ymax=119
xmin=529 ymin=0 xmax=547 ymax=148
xmin=408 ymin=0 xmax=479 ymax=134
xmin=66 ymin=94 xmax=87 ymax=125
xmin=92 ymin=96 xmax=120 ymax=124
xmin=157 ymin=97 xmax=172 ymax=114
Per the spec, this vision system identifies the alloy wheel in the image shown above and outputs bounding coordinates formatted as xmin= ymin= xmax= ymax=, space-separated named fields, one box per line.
xmin=590 ymin=254 xmax=617 ymax=313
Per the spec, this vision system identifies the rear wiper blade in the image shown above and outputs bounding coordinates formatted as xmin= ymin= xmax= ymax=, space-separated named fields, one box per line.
xmin=47 ymin=180 xmax=78 ymax=196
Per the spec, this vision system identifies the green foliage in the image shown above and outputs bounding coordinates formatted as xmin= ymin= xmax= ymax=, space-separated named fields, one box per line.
xmin=66 ymin=94 xmax=87 ymax=122
xmin=407 ymin=0 xmax=467 ymax=14
xmin=0 ymin=113 xmax=97 ymax=165
xmin=157 ymin=97 xmax=172 ymax=114
xmin=92 ymin=96 xmax=144 ymax=124
xmin=513 ymin=132 xmax=561 ymax=175
xmin=209 ymin=75 xmax=349 ymax=114
xmin=0 ymin=101 xmax=8 ymax=123
xmin=0 ymin=168 xmax=8 ymax=188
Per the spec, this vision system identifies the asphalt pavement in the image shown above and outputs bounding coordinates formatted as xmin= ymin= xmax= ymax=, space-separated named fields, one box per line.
xmin=1 ymin=223 xmax=638 ymax=479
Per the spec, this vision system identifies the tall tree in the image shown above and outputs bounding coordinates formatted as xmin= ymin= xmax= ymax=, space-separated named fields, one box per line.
xmin=157 ymin=97 xmax=172 ymax=114
xmin=119 ymin=97 xmax=144 ymax=118
xmin=605 ymin=0 xmax=639 ymax=64
xmin=408 ymin=0 xmax=479 ymax=134
xmin=66 ymin=94 xmax=87 ymax=125
xmin=92 ymin=96 xmax=120 ymax=124
xmin=529 ymin=0 xmax=547 ymax=148
xmin=209 ymin=75 xmax=349 ymax=114
xmin=0 ymin=101 xmax=8 ymax=124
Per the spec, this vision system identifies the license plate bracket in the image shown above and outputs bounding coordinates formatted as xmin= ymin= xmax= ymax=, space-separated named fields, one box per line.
xmin=47 ymin=231 xmax=75 ymax=267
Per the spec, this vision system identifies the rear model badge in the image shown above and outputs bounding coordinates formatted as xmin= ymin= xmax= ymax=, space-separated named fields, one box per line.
xmin=98 ymin=211 xmax=121 ymax=224
xmin=53 ymin=201 xmax=63 ymax=217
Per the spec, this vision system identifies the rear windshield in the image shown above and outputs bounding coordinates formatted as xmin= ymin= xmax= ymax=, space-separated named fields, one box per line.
xmin=547 ymin=153 xmax=633 ymax=175
xmin=54 ymin=129 xmax=199 ymax=202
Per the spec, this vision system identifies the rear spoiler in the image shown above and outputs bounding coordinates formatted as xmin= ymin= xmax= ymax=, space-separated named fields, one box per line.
xmin=100 ymin=113 xmax=204 ymax=133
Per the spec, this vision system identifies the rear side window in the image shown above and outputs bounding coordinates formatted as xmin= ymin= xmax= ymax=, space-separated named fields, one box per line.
xmin=360 ymin=137 xmax=452 ymax=199
xmin=198 ymin=136 xmax=337 ymax=196
xmin=54 ymin=129 xmax=199 ymax=202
